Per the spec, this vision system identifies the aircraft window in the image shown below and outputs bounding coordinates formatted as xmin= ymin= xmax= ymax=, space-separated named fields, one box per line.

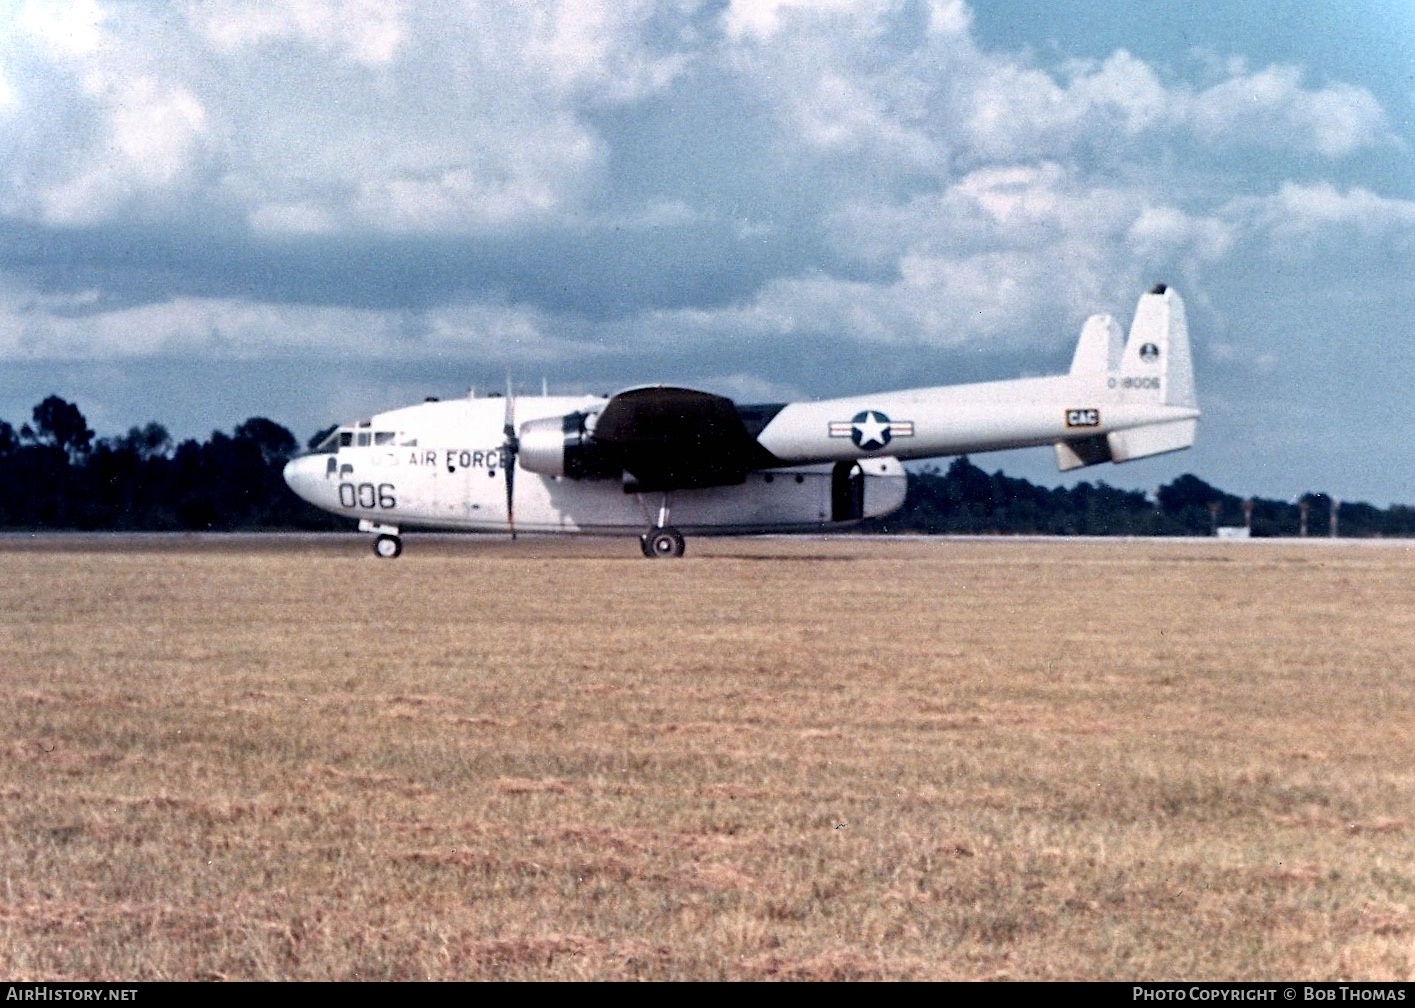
xmin=399 ymin=435 xmax=419 ymax=446
xmin=375 ymin=431 xmax=396 ymax=445
xmin=339 ymin=431 xmax=354 ymax=448
xmin=356 ymin=431 xmax=372 ymax=447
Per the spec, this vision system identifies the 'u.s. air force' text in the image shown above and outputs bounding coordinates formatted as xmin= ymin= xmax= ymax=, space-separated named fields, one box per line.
xmin=363 ymin=448 xmax=510 ymax=470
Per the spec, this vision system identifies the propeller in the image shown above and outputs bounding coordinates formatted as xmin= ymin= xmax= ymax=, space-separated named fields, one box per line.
xmin=502 ymin=374 xmax=518 ymax=539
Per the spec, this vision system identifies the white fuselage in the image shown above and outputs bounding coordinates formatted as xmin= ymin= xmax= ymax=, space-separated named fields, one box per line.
xmin=280 ymin=285 xmax=1200 ymax=553
xmin=282 ymin=394 xmax=909 ymax=535
xmin=756 ymin=373 xmax=1198 ymax=463
xmin=282 ymin=369 xmax=1196 ymax=536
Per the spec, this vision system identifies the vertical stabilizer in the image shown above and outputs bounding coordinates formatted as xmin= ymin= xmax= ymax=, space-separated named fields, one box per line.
xmin=1121 ymin=283 xmax=1197 ymax=409
xmin=1069 ymin=313 xmax=1124 ymax=374
xmin=1054 ymin=283 xmax=1200 ymax=471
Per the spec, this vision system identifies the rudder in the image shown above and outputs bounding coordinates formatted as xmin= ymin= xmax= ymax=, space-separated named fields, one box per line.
xmin=1120 ymin=282 xmax=1197 ymax=409
xmin=1054 ymin=283 xmax=1199 ymax=471
xmin=1068 ymin=313 xmax=1124 ymax=375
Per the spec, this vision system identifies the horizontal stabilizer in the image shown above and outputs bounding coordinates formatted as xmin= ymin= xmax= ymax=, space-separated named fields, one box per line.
xmin=1107 ymin=417 xmax=1197 ymax=463
xmin=1054 ymin=435 xmax=1111 ymax=472
xmin=1055 ymin=418 xmax=1198 ymax=471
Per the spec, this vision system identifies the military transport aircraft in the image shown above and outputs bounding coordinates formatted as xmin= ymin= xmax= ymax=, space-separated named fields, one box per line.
xmin=283 ymin=284 xmax=1199 ymax=558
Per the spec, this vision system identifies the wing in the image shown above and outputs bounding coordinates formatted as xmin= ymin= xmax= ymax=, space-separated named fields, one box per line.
xmin=594 ymin=386 xmax=778 ymax=492
xmin=518 ymin=386 xmax=783 ymax=493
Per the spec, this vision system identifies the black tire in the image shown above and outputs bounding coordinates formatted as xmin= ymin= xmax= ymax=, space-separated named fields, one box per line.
xmin=373 ymin=534 xmax=403 ymax=559
xmin=644 ymin=527 xmax=685 ymax=558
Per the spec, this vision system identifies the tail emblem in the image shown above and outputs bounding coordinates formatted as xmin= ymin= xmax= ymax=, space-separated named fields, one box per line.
xmin=829 ymin=410 xmax=915 ymax=450
xmin=1139 ymin=342 xmax=1160 ymax=363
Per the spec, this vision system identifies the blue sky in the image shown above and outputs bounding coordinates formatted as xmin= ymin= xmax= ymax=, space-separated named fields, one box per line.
xmin=2 ymin=1 xmax=1412 ymax=505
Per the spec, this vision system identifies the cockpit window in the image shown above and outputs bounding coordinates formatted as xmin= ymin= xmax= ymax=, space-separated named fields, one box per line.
xmin=309 ymin=424 xmax=405 ymax=454
xmin=308 ymin=429 xmax=341 ymax=454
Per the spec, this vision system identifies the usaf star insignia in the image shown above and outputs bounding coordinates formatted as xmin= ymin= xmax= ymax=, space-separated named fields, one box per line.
xmin=828 ymin=410 xmax=915 ymax=451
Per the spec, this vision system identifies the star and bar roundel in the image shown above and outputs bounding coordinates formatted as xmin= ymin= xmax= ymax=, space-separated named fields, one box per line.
xmin=828 ymin=410 xmax=915 ymax=451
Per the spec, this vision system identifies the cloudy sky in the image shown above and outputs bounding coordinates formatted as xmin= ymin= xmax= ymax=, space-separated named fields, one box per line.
xmin=2 ymin=0 xmax=1412 ymax=505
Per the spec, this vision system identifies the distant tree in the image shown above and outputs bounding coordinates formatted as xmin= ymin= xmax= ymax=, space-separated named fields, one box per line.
xmin=104 ymin=422 xmax=173 ymax=461
xmin=231 ymin=418 xmax=307 ymax=528
xmin=1153 ymin=474 xmax=1224 ymax=534
xmin=234 ymin=417 xmax=298 ymax=466
xmin=1244 ymin=496 xmax=1301 ymax=537
xmin=21 ymin=395 xmax=94 ymax=463
xmin=1061 ymin=480 xmax=1157 ymax=535
xmin=1384 ymin=506 xmax=1415 ymax=536
xmin=1335 ymin=499 xmax=1382 ymax=537
xmin=1157 ymin=473 xmax=1221 ymax=512
xmin=160 ymin=418 xmax=317 ymax=530
xmin=82 ymin=422 xmax=181 ymax=530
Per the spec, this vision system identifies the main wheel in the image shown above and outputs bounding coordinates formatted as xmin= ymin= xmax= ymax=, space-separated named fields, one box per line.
xmin=643 ymin=526 xmax=685 ymax=558
xmin=373 ymin=533 xmax=403 ymax=558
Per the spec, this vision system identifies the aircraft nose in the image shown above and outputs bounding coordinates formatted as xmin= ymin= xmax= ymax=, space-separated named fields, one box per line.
xmin=283 ymin=454 xmax=326 ymax=505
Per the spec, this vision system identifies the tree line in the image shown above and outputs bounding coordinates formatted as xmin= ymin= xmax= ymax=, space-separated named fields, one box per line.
xmin=2 ymin=394 xmax=1411 ymax=537
xmin=861 ymin=457 xmax=1415 ymax=538
xmin=0 ymin=395 xmax=341 ymax=531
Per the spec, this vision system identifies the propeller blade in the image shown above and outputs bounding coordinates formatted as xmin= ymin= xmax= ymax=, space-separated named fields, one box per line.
xmin=502 ymin=375 xmax=518 ymax=539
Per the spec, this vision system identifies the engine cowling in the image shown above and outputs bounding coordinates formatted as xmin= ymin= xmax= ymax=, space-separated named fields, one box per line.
xmin=518 ymin=412 xmax=620 ymax=479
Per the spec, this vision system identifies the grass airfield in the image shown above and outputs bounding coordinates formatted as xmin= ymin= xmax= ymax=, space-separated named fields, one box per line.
xmin=3 ymin=532 xmax=1413 ymax=980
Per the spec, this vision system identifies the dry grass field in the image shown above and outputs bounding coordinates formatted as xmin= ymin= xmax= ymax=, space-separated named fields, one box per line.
xmin=2 ymin=532 xmax=1413 ymax=981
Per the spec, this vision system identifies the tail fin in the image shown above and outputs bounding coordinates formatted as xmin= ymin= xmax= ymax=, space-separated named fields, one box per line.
xmin=1122 ymin=282 xmax=1196 ymax=410
xmin=1067 ymin=312 xmax=1124 ymax=375
xmin=1055 ymin=283 xmax=1199 ymax=471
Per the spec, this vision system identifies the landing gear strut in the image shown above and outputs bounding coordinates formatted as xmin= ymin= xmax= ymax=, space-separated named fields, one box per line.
xmin=639 ymin=494 xmax=685 ymax=558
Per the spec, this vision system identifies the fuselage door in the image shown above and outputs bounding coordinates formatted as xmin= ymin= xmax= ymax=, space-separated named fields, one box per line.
xmin=831 ymin=461 xmax=865 ymax=522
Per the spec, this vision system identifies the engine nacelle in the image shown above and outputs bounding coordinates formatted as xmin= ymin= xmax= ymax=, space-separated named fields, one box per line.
xmin=518 ymin=412 xmax=621 ymax=479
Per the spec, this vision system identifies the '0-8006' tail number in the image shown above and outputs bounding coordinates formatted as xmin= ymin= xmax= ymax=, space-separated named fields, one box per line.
xmin=339 ymin=482 xmax=397 ymax=509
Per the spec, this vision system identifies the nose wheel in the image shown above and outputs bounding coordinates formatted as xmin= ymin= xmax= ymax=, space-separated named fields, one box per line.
xmin=361 ymin=520 xmax=403 ymax=559
xmin=640 ymin=526 xmax=685 ymax=558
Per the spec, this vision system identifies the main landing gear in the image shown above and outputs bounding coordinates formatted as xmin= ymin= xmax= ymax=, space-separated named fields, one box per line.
xmin=361 ymin=519 xmax=402 ymax=559
xmin=638 ymin=494 xmax=685 ymax=558
xmin=640 ymin=526 xmax=685 ymax=558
